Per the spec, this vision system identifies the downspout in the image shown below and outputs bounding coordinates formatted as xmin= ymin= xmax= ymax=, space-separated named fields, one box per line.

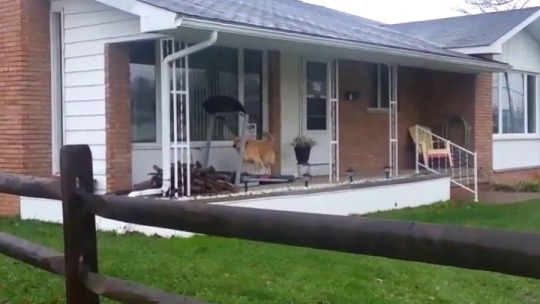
xmin=161 ymin=30 xmax=219 ymax=196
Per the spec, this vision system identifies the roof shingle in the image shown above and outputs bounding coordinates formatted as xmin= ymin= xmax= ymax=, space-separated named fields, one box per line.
xmin=138 ymin=0 xmax=485 ymax=60
xmin=387 ymin=7 xmax=540 ymax=49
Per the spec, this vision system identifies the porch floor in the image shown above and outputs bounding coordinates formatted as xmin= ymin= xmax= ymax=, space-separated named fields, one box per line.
xmin=173 ymin=170 xmax=447 ymax=205
xmin=249 ymin=169 xmax=426 ymax=192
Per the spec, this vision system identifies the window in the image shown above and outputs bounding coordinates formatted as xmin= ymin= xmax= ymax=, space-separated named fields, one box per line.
xmin=130 ymin=40 xmax=265 ymax=143
xmin=305 ymin=61 xmax=328 ymax=131
xmin=370 ymin=63 xmax=390 ymax=109
xmin=167 ymin=43 xmax=265 ymax=141
xmin=493 ymin=72 xmax=537 ymax=135
xmin=173 ymin=44 xmax=239 ymax=141
xmin=130 ymin=40 xmax=157 ymax=143
xmin=244 ymin=50 xmax=264 ymax=139
xmin=492 ymin=73 xmax=499 ymax=134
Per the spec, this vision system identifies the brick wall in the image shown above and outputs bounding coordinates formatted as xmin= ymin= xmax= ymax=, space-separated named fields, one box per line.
xmin=105 ymin=43 xmax=132 ymax=192
xmin=338 ymin=60 xmax=390 ymax=175
xmin=492 ymin=168 xmax=540 ymax=185
xmin=473 ymin=72 xmax=493 ymax=175
xmin=397 ymin=67 xmax=423 ymax=169
xmin=337 ymin=60 xmax=487 ymax=178
xmin=417 ymin=70 xmax=476 ymax=137
xmin=338 ymin=61 xmax=445 ymax=175
xmin=0 ymin=0 xmax=51 ymax=216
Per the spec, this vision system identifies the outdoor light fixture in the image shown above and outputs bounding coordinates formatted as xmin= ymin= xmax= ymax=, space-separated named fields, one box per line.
xmin=346 ymin=168 xmax=355 ymax=183
xmin=302 ymin=173 xmax=312 ymax=188
xmin=240 ymin=172 xmax=250 ymax=192
xmin=383 ymin=166 xmax=391 ymax=179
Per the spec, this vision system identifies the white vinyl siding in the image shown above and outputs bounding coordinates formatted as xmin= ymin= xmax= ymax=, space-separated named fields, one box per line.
xmin=51 ymin=0 xmax=147 ymax=192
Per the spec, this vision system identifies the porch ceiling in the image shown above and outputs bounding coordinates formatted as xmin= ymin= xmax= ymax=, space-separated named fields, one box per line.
xmin=167 ymin=27 xmax=508 ymax=74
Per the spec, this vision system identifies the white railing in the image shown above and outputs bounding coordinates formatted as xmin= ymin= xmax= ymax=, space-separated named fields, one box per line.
xmin=413 ymin=125 xmax=478 ymax=202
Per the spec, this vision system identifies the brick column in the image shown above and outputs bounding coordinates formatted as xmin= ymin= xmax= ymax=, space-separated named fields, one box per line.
xmin=0 ymin=0 xmax=51 ymax=216
xmin=268 ymin=51 xmax=282 ymax=175
xmin=473 ymin=72 xmax=493 ymax=175
xmin=105 ymin=43 xmax=132 ymax=192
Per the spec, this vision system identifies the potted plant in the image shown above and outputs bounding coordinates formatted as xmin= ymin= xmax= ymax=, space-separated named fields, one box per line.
xmin=291 ymin=134 xmax=315 ymax=165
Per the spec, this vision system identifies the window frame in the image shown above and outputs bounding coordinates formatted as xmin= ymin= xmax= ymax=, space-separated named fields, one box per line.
xmin=368 ymin=63 xmax=391 ymax=113
xmin=303 ymin=59 xmax=330 ymax=132
xmin=131 ymin=41 xmax=269 ymax=150
xmin=129 ymin=39 xmax=161 ymax=146
xmin=493 ymin=70 xmax=539 ymax=140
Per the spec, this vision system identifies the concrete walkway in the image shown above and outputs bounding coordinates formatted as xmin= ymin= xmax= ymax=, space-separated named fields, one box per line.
xmin=452 ymin=186 xmax=540 ymax=204
xmin=478 ymin=190 xmax=540 ymax=204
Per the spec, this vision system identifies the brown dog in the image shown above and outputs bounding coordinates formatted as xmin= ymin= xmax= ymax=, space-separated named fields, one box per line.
xmin=233 ymin=132 xmax=276 ymax=174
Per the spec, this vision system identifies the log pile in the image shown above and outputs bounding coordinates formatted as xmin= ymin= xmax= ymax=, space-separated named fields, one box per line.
xmin=169 ymin=161 xmax=238 ymax=196
xmin=128 ymin=162 xmax=239 ymax=197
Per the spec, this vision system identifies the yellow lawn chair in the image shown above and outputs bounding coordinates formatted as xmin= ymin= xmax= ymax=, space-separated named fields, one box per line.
xmin=409 ymin=125 xmax=454 ymax=168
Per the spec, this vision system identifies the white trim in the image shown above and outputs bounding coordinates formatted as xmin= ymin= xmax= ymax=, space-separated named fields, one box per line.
xmin=106 ymin=33 xmax=168 ymax=44
xmin=493 ymin=70 xmax=538 ymax=136
xmin=367 ymin=108 xmax=389 ymax=114
xmin=50 ymin=1 xmax=63 ymax=12
xmin=450 ymin=45 xmax=503 ymax=55
xmin=177 ymin=18 xmax=509 ymax=72
xmin=132 ymin=140 xmax=234 ymax=151
xmin=492 ymin=9 xmax=540 ymax=48
xmin=93 ymin=0 xmax=178 ymax=32
xmin=329 ymin=59 xmax=339 ymax=183
xmin=50 ymin=10 xmax=64 ymax=175
xmin=388 ymin=64 xmax=399 ymax=177
xmin=493 ymin=134 xmax=540 ymax=141
xmin=450 ymin=9 xmax=540 ymax=55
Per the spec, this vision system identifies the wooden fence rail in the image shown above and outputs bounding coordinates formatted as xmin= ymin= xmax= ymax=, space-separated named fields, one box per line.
xmin=0 ymin=144 xmax=540 ymax=303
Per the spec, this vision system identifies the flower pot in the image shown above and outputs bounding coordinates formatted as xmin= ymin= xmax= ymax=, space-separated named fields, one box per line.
xmin=294 ymin=146 xmax=311 ymax=165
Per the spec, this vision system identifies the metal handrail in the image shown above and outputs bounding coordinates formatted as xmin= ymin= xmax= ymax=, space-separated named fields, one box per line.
xmin=414 ymin=126 xmax=479 ymax=202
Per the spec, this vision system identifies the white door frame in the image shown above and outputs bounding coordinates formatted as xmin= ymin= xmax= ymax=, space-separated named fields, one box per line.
xmin=301 ymin=57 xmax=333 ymax=178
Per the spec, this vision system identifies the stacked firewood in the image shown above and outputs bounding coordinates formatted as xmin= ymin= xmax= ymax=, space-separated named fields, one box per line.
xmin=129 ymin=162 xmax=239 ymax=197
xmin=168 ymin=161 xmax=238 ymax=196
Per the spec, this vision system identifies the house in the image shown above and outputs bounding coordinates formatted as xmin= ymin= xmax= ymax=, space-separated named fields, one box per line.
xmin=4 ymin=0 xmax=538 ymax=223
xmin=389 ymin=7 xmax=540 ymax=183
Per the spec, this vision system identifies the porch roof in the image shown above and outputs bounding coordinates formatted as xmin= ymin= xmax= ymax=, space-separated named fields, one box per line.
xmin=98 ymin=0 xmax=510 ymax=72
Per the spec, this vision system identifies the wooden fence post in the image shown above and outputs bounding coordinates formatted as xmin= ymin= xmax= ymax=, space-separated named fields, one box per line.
xmin=60 ymin=145 xmax=100 ymax=304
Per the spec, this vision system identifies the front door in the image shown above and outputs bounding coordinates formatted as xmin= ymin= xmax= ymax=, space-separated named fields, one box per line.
xmin=303 ymin=60 xmax=330 ymax=176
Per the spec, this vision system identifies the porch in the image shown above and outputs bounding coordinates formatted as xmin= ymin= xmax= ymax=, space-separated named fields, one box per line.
xmin=109 ymin=27 xmax=493 ymax=203
xmin=21 ymin=173 xmax=451 ymax=238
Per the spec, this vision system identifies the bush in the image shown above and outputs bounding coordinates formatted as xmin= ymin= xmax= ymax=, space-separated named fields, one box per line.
xmin=517 ymin=181 xmax=540 ymax=193
xmin=491 ymin=183 xmax=517 ymax=192
xmin=491 ymin=181 xmax=540 ymax=193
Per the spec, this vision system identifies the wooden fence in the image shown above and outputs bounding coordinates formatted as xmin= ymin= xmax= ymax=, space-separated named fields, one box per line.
xmin=0 ymin=144 xmax=540 ymax=303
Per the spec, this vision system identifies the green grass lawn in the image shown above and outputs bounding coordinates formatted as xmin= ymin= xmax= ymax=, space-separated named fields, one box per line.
xmin=2 ymin=200 xmax=540 ymax=304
